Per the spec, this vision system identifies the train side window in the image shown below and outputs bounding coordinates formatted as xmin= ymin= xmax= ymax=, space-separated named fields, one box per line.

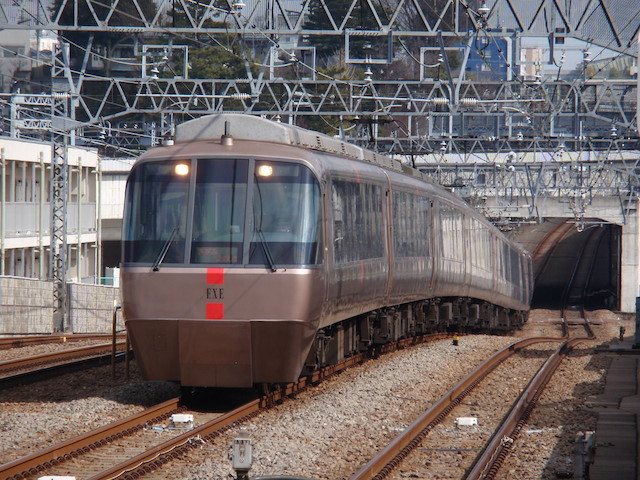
xmin=501 ymin=241 xmax=510 ymax=283
xmin=332 ymin=180 xmax=384 ymax=263
xmin=510 ymin=248 xmax=521 ymax=286
xmin=470 ymin=220 xmax=491 ymax=276
xmin=392 ymin=190 xmax=430 ymax=258
xmin=440 ymin=204 xmax=464 ymax=262
xmin=123 ymin=160 xmax=191 ymax=264
xmin=190 ymin=159 xmax=249 ymax=264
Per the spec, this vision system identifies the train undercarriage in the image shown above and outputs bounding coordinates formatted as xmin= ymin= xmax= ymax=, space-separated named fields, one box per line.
xmin=181 ymin=298 xmax=527 ymax=399
xmin=308 ymin=298 xmax=528 ymax=372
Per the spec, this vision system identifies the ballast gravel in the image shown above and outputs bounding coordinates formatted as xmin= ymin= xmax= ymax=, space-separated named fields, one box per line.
xmin=174 ymin=333 xmax=520 ymax=480
xmin=0 ymin=365 xmax=179 ymax=463
xmin=0 ymin=310 xmax=631 ymax=480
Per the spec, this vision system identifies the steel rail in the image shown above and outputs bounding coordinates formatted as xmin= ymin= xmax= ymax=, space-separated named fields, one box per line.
xmin=84 ymin=333 xmax=456 ymax=480
xmin=0 ymin=352 xmax=130 ymax=390
xmin=2 ymin=332 xmax=451 ymax=480
xmin=0 ymin=342 xmax=127 ymax=374
xmin=348 ymin=336 xmax=564 ymax=480
xmin=466 ymin=315 xmax=594 ymax=480
xmin=0 ymin=334 xmax=127 ymax=350
xmin=0 ymin=397 xmax=182 ymax=480
xmin=0 ymin=332 xmax=462 ymax=480
xmin=89 ymin=335 xmax=454 ymax=480
xmin=464 ymin=336 xmax=589 ymax=480
xmin=86 ymin=399 xmax=264 ymax=480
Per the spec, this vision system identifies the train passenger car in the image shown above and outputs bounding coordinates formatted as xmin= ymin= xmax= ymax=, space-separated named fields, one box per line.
xmin=121 ymin=114 xmax=532 ymax=388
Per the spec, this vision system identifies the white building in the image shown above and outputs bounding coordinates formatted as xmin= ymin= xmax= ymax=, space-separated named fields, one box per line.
xmin=100 ymin=157 xmax=136 ymax=281
xmin=0 ymin=137 xmax=100 ymax=282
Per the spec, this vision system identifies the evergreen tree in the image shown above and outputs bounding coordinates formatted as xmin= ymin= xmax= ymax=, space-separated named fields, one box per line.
xmin=304 ymin=0 xmax=381 ymax=63
xmin=51 ymin=0 xmax=158 ymax=75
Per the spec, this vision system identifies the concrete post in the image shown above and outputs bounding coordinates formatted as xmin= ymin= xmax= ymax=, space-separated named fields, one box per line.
xmin=38 ymin=151 xmax=45 ymax=279
xmin=96 ymin=156 xmax=102 ymax=284
xmin=620 ymin=208 xmax=640 ymax=312
xmin=635 ymin=297 xmax=640 ymax=348
xmin=77 ymin=157 xmax=82 ymax=283
xmin=0 ymin=148 xmax=4 ymax=276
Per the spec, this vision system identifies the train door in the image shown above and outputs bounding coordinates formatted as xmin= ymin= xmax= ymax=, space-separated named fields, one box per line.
xmin=430 ymin=199 xmax=442 ymax=295
xmin=427 ymin=198 xmax=437 ymax=294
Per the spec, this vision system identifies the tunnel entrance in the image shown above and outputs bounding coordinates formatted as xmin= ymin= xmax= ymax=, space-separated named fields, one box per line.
xmin=531 ymin=223 xmax=620 ymax=311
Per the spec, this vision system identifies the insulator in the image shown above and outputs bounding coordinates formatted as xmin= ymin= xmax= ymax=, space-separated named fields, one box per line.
xmin=431 ymin=97 xmax=448 ymax=105
xmin=478 ymin=0 xmax=490 ymax=15
xmin=459 ymin=97 xmax=479 ymax=106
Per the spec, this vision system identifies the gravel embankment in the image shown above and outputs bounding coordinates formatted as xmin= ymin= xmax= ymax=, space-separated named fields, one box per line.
xmin=0 ymin=363 xmax=179 ymax=464
xmin=387 ymin=341 xmax=563 ymax=480
xmin=0 ymin=310 xmax=631 ymax=480
xmin=495 ymin=309 xmax=626 ymax=480
xmin=174 ymin=333 xmax=521 ymax=480
xmin=167 ymin=311 xmax=631 ymax=480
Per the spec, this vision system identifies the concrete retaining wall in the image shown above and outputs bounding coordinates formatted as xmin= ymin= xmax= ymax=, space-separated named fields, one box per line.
xmin=0 ymin=277 xmax=54 ymax=334
xmin=69 ymin=283 xmax=122 ymax=333
xmin=0 ymin=277 xmax=122 ymax=335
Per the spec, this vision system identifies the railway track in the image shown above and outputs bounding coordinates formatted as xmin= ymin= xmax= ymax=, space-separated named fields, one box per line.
xmin=465 ymin=337 xmax=587 ymax=480
xmin=0 ymin=334 xmax=125 ymax=351
xmin=1 ymin=332 xmax=452 ymax=480
xmin=2 ymin=317 xmax=601 ymax=480
xmin=0 ymin=398 xmax=183 ymax=480
xmin=350 ymin=318 xmax=595 ymax=480
xmin=0 ymin=342 xmax=129 ymax=389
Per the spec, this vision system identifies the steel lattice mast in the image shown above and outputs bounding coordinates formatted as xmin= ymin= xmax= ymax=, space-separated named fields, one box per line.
xmin=50 ymin=42 xmax=73 ymax=331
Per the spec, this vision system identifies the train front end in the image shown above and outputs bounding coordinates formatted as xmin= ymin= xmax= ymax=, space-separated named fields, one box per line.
xmin=121 ymin=149 xmax=325 ymax=388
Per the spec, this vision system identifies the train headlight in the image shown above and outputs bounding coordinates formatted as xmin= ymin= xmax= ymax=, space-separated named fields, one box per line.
xmin=257 ymin=164 xmax=273 ymax=177
xmin=175 ymin=163 xmax=190 ymax=176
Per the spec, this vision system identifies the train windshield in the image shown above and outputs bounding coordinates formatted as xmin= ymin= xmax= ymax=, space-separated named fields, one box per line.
xmin=249 ymin=161 xmax=321 ymax=267
xmin=124 ymin=158 xmax=321 ymax=267
xmin=191 ymin=159 xmax=249 ymax=264
xmin=123 ymin=160 xmax=191 ymax=265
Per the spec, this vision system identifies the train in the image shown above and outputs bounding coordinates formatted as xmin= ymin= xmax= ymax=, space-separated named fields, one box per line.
xmin=121 ymin=114 xmax=533 ymax=388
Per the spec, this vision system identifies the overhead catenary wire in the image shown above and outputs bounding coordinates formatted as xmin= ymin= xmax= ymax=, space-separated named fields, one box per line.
xmin=4 ymin=0 xmax=637 ymax=153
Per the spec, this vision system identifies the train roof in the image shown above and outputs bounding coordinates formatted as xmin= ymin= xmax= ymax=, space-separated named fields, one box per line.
xmin=172 ymin=115 xmax=526 ymax=252
xmin=175 ymin=113 xmax=424 ymax=179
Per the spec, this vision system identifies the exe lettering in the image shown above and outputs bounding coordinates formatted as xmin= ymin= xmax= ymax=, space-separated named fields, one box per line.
xmin=207 ymin=288 xmax=224 ymax=300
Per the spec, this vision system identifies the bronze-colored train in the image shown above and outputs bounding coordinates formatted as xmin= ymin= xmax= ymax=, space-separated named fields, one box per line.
xmin=121 ymin=114 xmax=532 ymax=388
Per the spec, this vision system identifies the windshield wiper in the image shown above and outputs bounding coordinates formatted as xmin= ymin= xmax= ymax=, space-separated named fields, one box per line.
xmin=152 ymin=226 xmax=179 ymax=271
xmin=256 ymin=228 xmax=278 ymax=272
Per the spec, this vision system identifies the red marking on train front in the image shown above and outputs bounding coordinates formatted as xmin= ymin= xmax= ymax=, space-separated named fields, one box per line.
xmin=207 ymin=268 xmax=224 ymax=284
xmin=206 ymin=303 xmax=224 ymax=319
